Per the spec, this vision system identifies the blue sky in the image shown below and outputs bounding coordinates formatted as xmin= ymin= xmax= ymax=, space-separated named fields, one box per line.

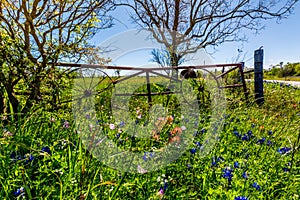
xmin=91 ymin=3 xmax=300 ymax=69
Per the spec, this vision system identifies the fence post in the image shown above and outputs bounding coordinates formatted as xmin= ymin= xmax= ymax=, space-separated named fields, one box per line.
xmin=254 ymin=48 xmax=264 ymax=105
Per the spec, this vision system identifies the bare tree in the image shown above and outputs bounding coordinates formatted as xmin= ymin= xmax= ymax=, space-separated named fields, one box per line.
xmin=117 ymin=0 xmax=298 ymax=68
xmin=0 ymin=0 xmax=113 ymax=117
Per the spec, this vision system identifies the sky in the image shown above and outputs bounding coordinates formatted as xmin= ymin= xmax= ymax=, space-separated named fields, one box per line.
xmin=91 ymin=2 xmax=300 ymax=69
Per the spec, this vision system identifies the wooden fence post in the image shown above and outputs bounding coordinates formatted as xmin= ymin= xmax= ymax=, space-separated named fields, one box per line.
xmin=254 ymin=48 xmax=264 ymax=105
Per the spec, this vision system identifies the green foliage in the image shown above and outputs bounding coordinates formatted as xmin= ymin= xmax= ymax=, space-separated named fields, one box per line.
xmin=1 ymin=77 xmax=299 ymax=199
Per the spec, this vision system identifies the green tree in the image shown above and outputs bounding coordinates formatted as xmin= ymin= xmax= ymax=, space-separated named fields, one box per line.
xmin=0 ymin=0 xmax=113 ymax=119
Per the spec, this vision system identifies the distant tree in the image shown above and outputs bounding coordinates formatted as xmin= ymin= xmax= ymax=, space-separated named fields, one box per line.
xmin=118 ymin=0 xmax=298 ymax=71
xmin=0 ymin=0 xmax=113 ymax=117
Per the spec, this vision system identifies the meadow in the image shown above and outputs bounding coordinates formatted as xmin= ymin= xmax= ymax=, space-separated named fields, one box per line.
xmin=0 ymin=74 xmax=299 ymax=200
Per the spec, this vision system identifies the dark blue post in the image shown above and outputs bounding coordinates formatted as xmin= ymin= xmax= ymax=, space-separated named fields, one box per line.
xmin=254 ymin=48 xmax=264 ymax=105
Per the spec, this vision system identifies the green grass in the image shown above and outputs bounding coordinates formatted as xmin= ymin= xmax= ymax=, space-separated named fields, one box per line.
xmin=264 ymin=76 xmax=300 ymax=81
xmin=0 ymin=79 xmax=300 ymax=199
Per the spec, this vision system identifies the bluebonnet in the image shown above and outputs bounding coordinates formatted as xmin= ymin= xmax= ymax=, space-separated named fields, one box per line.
xmin=235 ymin=196 xmax=248 ymax=200
xmin=268 ymin=130 xmax=273 ymax=135
xmin=186 ymin=164 xmax=192 ymax=169
xmin=283 ymin=168 xmax=289 ymax=172
xmin=252 ymin=123 xmax=256 ymax=128
xmin=116 ymin=133 xmax=120 ymax=138
xmin=211 ymin=156 xmax=224 ymax=167
xmin=195 ymin=141 xmax=201 ymax=148
xmin=257 ymin=137 xmax=266 ymax=144
xmin=247 ymin=130 xmax=253 ymax=137
xmin=119 ymin=121 xmax=125 ymax=127
xmin=143 ymin=152 xmax=148 ymax=161
xmin=252 ymin=182 xmax=261 ymax=190
xmin=242 ymin=171 xmax=248 ymax=179
xmin=201 ymin=128 xmax=205 ymax=134
xmin=277 ymin=147 xmax=292 ymax=154
xmin=234 ymin=130 xmax=240 ymax=138
xmin=13 ymin=187 xmax=25 ymax=197
xmin=41 ymin=146 xmax=51 ymax=155
xmin=267 ymin=140 xmax=273 ymax=146
xmin=241 ymin=134 xmax=250 ymax=141
xmin=24 ymin=154 xmax=34 ymax=164
xmin=234 ymin=162 xmax=239 ymax=168
xmin=222 ymin=168 xmax=233 ymax=181
xmin=190 ymin=148 xmax=197 ymax=154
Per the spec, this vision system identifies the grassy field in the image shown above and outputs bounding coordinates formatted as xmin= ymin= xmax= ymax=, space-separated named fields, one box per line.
xmin=0 ymin=77 xmax=299 ymax=199
xmin=264 ymin=76 xmax=300 ymax=81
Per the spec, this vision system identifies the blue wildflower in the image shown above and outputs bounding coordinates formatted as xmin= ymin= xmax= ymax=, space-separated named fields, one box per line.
xmin=241 ymin=134 xmax=250 ymax=141
xmin=234 ymin=130 xmax=240 ymax=138
xmin=201 ymin=128 xmax=205 ymax=134
xmin=187 ymin=164 xmax=192 ymax=169
xmin=267 ymin=140 xmax=273 ymax=146
xmin=24 ymin=154 xmax=34 ymax=164
xmin=277 ymin=147 xmax=292 ymax=154
xmin=13 ymin=187 xmax=25 ymax=197
xmin=235 ymin=196 xmax=248 ymax=200
xmin=217 ymin=156 xmax=224 ymax=162
xmin=222 ymin=168 xmax=233 ymax=181
xmin=143 ymin=152 xmax=148 ymax=161
xmin=252 ymin=182 xmax=261 ymax=190
xmin=268 ymin=130 xmax=273 ymax=135
xmin=242 ymin=171 xmax=248 ymax=179
xmin=234 ymin=161 xmax=239 ymax=168
xmin=247 ymin=130 xmax=253 ymax=137
xmin=190 ymin=148 xmax=197 ymax=154
xmin=41 ymin=146 xmax=51 ymax=155
xmin=283 ymin=168 xmax=289 ymax=172
xmin=252 ymin=123 xmax=256 ymax=128
xmin=195 ymin=141 xmax=201 ymax=148
xmin=257 ymin=137 xmax=266 ymax=144
xmin=119 ymin=121 xmax=125 ymax=127
xmin=116 ymin=133 xmax=120 ymax=138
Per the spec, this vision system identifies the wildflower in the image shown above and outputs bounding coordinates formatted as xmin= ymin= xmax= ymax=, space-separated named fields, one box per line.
xmin=234 ymin=130 xmax=240 ymax=138
xmin=252 ymin=123 xmax=256 ymax=128
xmin=116 ymin=133 xmax=120 ymax=138
xmin=241 ymin=134 xmax=250 ymax=141
xmin=201 ymin=128 xmax=205 ymax=134
xmin=170 ymin=126 xmax=182 ymax=136
xmin=63 ymin=121 xmax=69 ymax=128
xmin=13 ymin=187 xmax=25 ymax=197
xmin=41 ymin=146 xmax=51 ymax=155
xmin=190 ymin=148 xmax=197 ymax=154
xmin=195 ymin=141 xmax=201 ymax=148
xmin=187 ymin=164 xmax=192 ymax=169
xmin=143 ymin=152 xmax=148 ymax=161
xmin=283 ymin=168 xmax=289 ymax=172
xmin=277 ymin=147 xmax=292 ymax=155
xmin=157 ymin=188 xmax=164 ymax=196
xmin=222 ymin=168 xmax=233 ymax=181
xmin=181 ymin=126 xmax=186 ymax=131
xmin=247 ymin=130 xmax=253 ymax=137
xmin=252 ymin=182 xmax=261 ymax=190
xmin=50 ymin=117 xmax=56 ymax=122
xmin=267 ymin=140 xmax=273 ymax=146
xmin=242 ymin=171 xmax=248 ymax=179
xmin=24 ymin=154 xmax=34 ymax=164
xmin=235 ymin=196 xmax=248 ymax=200
xmin=259 ymin=125 xmax=264 ymax=130
xmin=257 ymin=137 xmax=266 ymax=144
xmin=109 ymin=124 xmax=115 ymax=130
xmin=268 ymin=130 xmax=273 ymax=135
xmin=234 ymin=161 xmax=239 ymax=168
xmin=119 ymin=121 xmax=125 ymax=127
xmin=85 ymin=114 xmax=90 ymax=119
